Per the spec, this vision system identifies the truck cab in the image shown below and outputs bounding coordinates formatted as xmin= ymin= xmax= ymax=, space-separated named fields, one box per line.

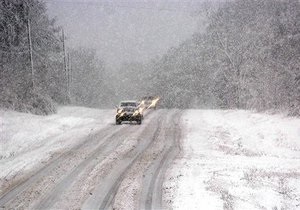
xmin=116 ymin=101 xmax=143 ymax=125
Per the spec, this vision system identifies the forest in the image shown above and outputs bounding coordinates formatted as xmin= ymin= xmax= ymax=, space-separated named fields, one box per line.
xmin=0 ymin=0 xmax=111 ymax=114
xmin=117 ymin=0 xmax=300 ymax=115
xmin=1 ymin=0 xmax=299 ymax=115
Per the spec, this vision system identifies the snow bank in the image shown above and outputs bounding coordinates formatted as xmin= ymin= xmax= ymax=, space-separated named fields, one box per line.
xmin=169 ymin=110 xmax=300 ymax=210
xmin=0 ymin=106 xmax=113 ymax=194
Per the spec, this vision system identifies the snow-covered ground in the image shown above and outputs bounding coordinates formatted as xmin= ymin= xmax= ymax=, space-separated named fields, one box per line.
xmin=1 ymin=107 xmax=300 ymax=209
xmin=0 ymin=106 xmax=114 ymax=195
xmin=166 ymin=110 xmax=300 ymax=210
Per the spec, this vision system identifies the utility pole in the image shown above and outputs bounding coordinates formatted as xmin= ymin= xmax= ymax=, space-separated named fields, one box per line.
xmin=62 ymin=29 xmax=67 ymax=73
xmin=27 ymin=4 xmax=34 ymax=90
xmin=67 ymin=53 xmax=71 ymax=99
xmin=62 ymin=29 xmax=68 ymax=100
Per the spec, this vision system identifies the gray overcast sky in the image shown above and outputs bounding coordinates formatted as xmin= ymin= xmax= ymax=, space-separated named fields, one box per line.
xmin=46 ymin=0 xmax=207 ymax=69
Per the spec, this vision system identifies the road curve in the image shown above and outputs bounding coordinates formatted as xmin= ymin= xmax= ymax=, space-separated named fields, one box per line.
xmin=0 ymin=109 xmax=182 ymax=210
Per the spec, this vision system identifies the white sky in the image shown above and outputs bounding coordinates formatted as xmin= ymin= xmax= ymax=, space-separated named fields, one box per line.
xmin=45 ymin=0 xmax=207 ymax=69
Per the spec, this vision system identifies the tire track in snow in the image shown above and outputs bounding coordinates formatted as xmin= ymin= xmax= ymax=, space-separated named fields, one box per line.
xmin=81 ymin=110 xmax=166 ymax=210
xmin=35 ymin=110 xmax=161 ymax=209
xmin=84 ymin=109 xmax=182 ymax=210
xmin=140 ymin=110 xmax=182 ymax=210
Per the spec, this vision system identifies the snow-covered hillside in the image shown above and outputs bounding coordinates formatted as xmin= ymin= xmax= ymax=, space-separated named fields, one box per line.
xmin=165 ymin=110 xmax=300 ymax=210
xmin=0 ymin=106 xmax=114 ymax=195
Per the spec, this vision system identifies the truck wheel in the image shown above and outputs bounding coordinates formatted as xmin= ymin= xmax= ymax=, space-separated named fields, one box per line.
xmin=116 ymin=120 xmax=121 ymax=125
xmin=137 ymin=119 xmax=142 ymax=125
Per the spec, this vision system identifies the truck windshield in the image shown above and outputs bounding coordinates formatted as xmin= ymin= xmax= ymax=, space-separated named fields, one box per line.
xmin=120 ymin=102 xmax=137 ymax=107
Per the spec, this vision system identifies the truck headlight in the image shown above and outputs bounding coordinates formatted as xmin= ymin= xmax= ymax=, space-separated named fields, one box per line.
xmin=117 ymin=109 xmax=123 ymax=114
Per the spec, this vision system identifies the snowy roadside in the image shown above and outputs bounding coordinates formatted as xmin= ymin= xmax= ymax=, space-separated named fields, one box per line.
xmin=164 ymin=110 xmax=300 ymax=210
xmin=0 ymin=106 xmax=114 ymax=195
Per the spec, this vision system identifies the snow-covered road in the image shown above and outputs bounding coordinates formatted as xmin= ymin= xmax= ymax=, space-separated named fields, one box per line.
xmin=0 ymin=107 xmax=182 ymax=209
xmin=1 ymin=107 xmax=300 ymax=209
